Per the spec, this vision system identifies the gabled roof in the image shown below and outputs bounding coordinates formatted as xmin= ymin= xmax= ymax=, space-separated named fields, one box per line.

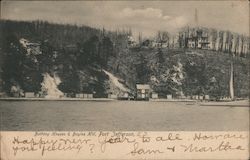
xmin=136 ymin=84 xmax=150 ymax=90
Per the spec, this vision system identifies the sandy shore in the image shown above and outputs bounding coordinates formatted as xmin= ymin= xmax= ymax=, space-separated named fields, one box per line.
xmin=199 ymin=100 xmax=249 ymax=107
xmin=0 ymin=97 xmax=115 ymax=101
xmin=0 ymin=98 xmax=248 ymax=107
xmin=150 ymin=98 xmax=196 ymax=102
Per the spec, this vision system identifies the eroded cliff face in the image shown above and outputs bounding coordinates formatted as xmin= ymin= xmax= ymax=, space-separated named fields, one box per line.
xmin=40 ymin=73 xmax=64 ymax=98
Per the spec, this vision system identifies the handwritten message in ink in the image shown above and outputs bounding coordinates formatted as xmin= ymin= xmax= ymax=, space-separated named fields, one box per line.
xmin=1 ymin=131 xmax=249 ymax=159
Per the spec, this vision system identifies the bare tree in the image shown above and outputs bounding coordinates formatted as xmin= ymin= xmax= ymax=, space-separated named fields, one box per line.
xmin=240 ymin=35 xmax=246 ymax=57
xmin=226 ymin=31 xmax=233 ymax=53
xmin=209 ymin=28 xmax=217 ymax=50
xmin=233 ymin=35 xmax=240 ymax=56
xmin=218 ymin=31 xmax=224 ymax=51
xmin=138 ymin=32 xmax=143 ymax=45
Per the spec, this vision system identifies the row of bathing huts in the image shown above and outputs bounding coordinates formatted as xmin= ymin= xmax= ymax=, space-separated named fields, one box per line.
xmin=0 ymin=84 xmax=215 ymax=101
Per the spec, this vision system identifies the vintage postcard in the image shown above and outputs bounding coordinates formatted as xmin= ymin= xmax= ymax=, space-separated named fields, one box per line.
xmin=0 ymin=0 xmax=249 ymax=159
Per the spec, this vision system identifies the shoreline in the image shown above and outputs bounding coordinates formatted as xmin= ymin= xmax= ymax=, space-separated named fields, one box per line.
xmin=0 ymin=97 xmax=197 ymax=102
xmin=0 ymin=97 xmax=116 ymax=101
xmin=199 ymin=100 xmax=249 ymax=107
xmin=0 ymin=97 xmax=248 ymax=105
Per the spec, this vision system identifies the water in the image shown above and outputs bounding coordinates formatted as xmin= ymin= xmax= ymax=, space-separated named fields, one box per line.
xmin=0 ymin=101 xmax=249 ymax=131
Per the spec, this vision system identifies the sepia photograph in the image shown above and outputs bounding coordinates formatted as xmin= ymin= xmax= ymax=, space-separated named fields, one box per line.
xmin=0 ymin=0 xmax=249 ymax=132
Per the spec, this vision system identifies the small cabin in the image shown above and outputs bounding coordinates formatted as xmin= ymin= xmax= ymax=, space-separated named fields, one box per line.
xmin=108 ymin=94 xmax=118 ymax=99
xmin=76 ymin=93 xmax=84 ymax=98
xmin=0 ymin=92 xmax=6 ymax=98
xmin=83 ymin=93 xmax=93 ymax=99
xmin=151 ymin=93 xmax=158 ymax=99
xmin=64 ymin=93 xmax=74 ymax=98
xmin=118 ymin=92 xmax=129 ymax=100
xmin=199 ymin=95 xmax=204 ymax=100
xmin=204 ymin=95 xmax=210 ymax=100
xmin=194 ymin=95 xmax=199 ymax=100
xmin=136 ymin=84 xmax=150 ymax=100
xmin=83 ymin=94 xmax=88 ymax=99
xmin=87 ymin=94 xmax=93 ymax=99
xmin=25 ymin=92 xmax=35 ymax=98
xmin=167 ymin=94 xmax=172 ymax=99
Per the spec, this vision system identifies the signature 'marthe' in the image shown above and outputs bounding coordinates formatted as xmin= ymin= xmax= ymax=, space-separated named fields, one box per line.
xmin=180 ymin=141 xmax=245 ymax=152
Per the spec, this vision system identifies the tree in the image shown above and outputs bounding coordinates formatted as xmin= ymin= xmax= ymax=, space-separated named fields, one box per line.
xmin=2 ymin=33 xmax=43 ymax=93
xmin=228 ymin=32 xmax=234 ymax=54
xmin=157 ymin=48 xmax=165 ymax=63
xmin=58 ymin=71 xmax=80 ymax=94
xmin=240 ymin=35 xmax=246 ymax=57
xmin=38 ymin=41 xmax=55 ymax=73
xmin=2 ymin=43 xmax=24 ymax=93
xmin=138 ymin=32 xmax=143 ymax=45
xmin=136 ymin=53 xmax=150 ymax=84
xmin=83 ymin=35 xmax=100 ymax=64
xmin=183 ymin=56 xmax=208 ymax=96
xmin=218 ymin=31 xmax=224 ymax=51
xmin=99 ymin=37 xmax=113 ymax=65
xmin=178 ymin=33 xmax=186 ymax=48
xmin=234 ymin=35 xmax=240 ymax=56
xmin=209 ymin=28 xmax=217 ymax=50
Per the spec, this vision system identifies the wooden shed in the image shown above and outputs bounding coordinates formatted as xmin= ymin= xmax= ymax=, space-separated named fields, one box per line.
xmin=136 ymin=84 xmax=150 ymax=100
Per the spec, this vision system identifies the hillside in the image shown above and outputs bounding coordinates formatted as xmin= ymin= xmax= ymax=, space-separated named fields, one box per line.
xmin=0 ymin=20 xmax=249 ymax=99
xmin=0 ymin=20 xmax=129 ymax=97
xmin=108 ymin=47 xmax=249 ymax=98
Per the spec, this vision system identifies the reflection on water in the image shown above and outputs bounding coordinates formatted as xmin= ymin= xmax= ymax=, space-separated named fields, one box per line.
xmin=0 ymin=101 xmax=249 ymax=131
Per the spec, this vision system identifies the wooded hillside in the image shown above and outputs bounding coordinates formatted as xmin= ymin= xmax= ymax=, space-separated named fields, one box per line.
xmin=0 ymin=20 xmax=249 ymax=99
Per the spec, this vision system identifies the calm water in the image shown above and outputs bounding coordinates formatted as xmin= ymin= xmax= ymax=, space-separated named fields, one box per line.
xmin=0 ymin=101 xmax=249 ymax=131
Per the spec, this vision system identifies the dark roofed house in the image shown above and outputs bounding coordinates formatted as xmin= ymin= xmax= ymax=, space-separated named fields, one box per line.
xmin=136 ymin=84 xmax=150 ymax=101
xmin=187 ymin=29 xmax=210 ymax=49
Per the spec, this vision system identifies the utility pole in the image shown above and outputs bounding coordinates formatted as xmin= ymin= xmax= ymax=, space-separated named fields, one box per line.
xmin=195 ymin=8 xmax=198 ymax=27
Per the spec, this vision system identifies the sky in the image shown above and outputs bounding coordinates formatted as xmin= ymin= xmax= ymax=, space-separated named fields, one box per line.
xmin=1 ymin=1 xmax=249 ymax=37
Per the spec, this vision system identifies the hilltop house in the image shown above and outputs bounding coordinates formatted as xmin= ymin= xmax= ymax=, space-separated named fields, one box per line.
xmin=127 ymin=36 xmax=137 ymax=47
xmin=152 ymin=41 xmax=168 ymax=48
xmin=142 ymin=39 xmax=168 ymax=48
xmin=187 ymin=29 xmax=210 ymax=49
xmin=136 ymin=84 xmax=150 ymax=100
